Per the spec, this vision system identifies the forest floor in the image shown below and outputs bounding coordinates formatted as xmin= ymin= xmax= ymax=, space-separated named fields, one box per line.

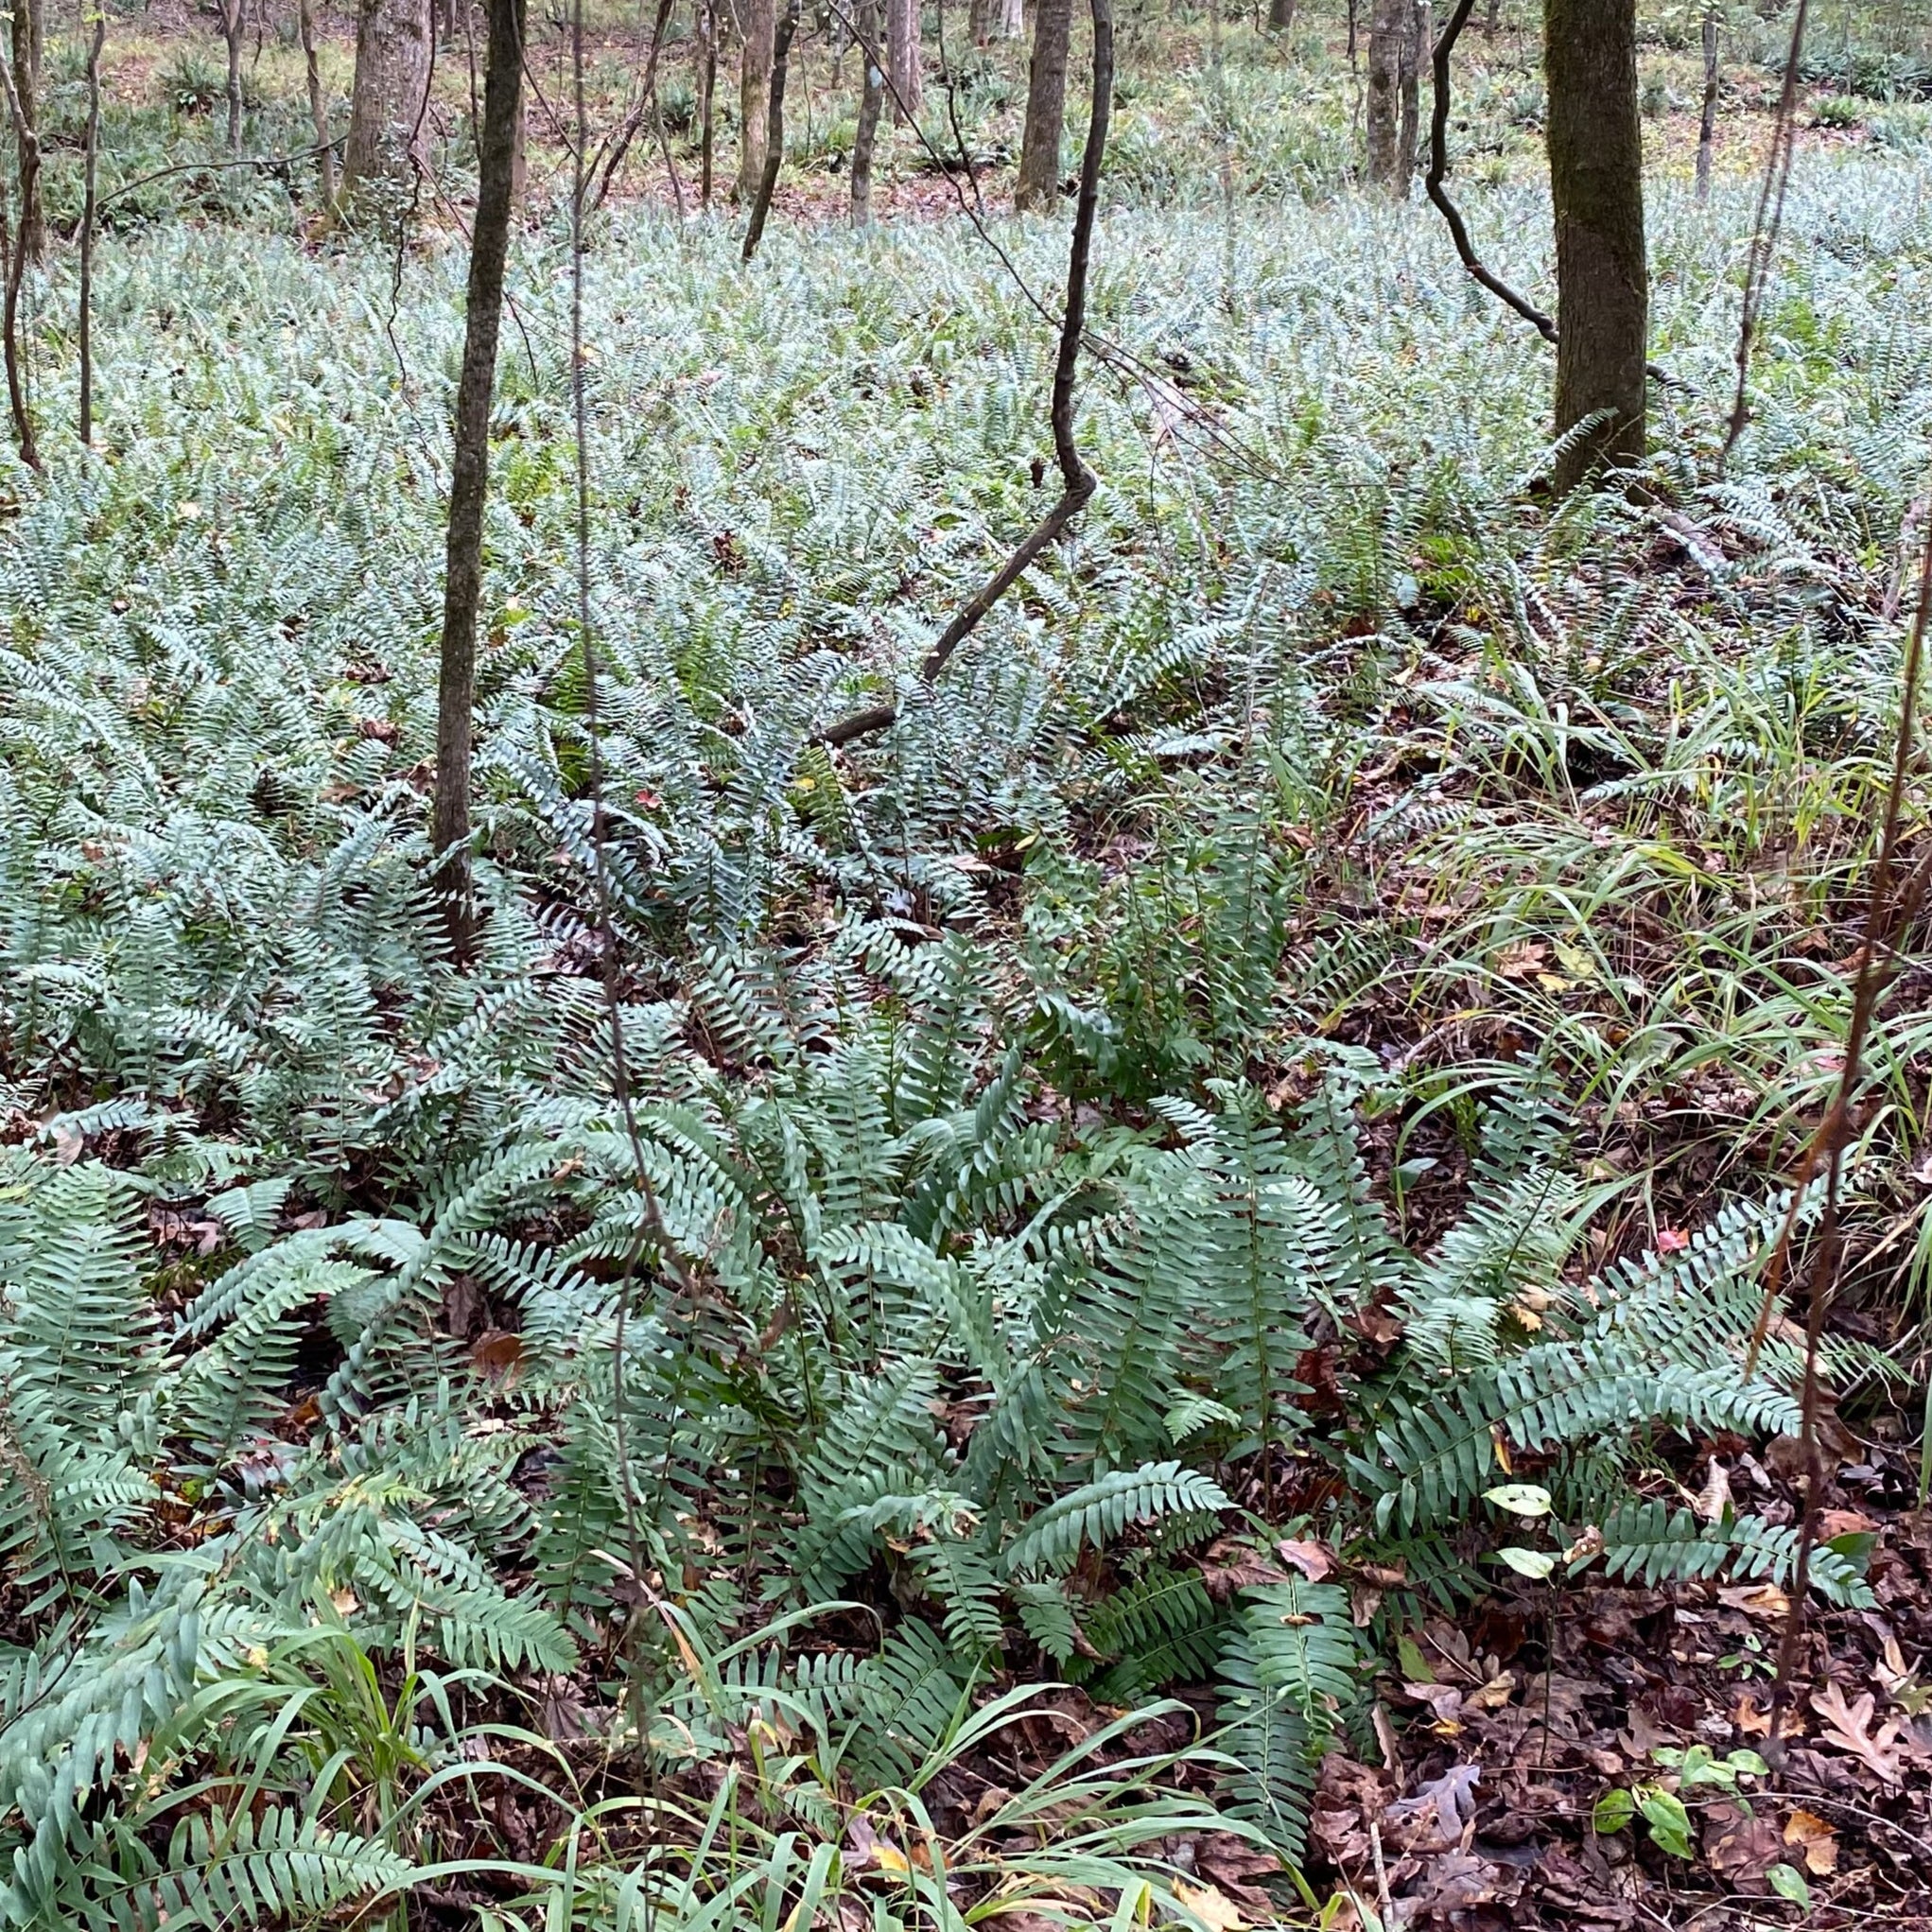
xmin=4 ymin=9 xmax=1932 ymax=1930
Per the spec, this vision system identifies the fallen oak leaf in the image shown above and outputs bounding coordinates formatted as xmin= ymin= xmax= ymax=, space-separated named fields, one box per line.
xmin=1810 ymin=1680 xmax=1906 ymax=1784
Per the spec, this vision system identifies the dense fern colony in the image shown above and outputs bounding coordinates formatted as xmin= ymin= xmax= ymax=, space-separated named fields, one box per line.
xmin=0 ymin=151 xmax=1927 ymax=1925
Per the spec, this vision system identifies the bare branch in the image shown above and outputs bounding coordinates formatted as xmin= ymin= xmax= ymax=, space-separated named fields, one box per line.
xmin=816 ymin=0 xmax=1112 ymax=747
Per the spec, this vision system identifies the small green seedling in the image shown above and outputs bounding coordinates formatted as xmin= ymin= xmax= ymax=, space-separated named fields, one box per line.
xmin=1593 ymin=1749 xmax=1767 ymax=1860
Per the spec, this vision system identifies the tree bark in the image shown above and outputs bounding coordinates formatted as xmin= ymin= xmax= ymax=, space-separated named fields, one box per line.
xmin=1267 ymin=0 xmax=1295 ymax=32
xmin=433 ymin=0 xmax=526 ymax=959
xmin=1395 ymin=0 xmax=1425 ymax=192
xmin=737 ymin=0 xmax=775 ymax=200
xmin=851 ymin=0 xmax=883 ymax=222
xmin=79 ymin=14 xmax=103 ymax=444
xmin=1000 ymin=0 xmax=1021 ymax=38
xmin=1365 ymin=0 xmax=1401 ymax=187
xmin=887 ymin=0 xmax=920 ymax=122
xmin=10 ymin=0 xmax=40 ymax=262
xmin=742 ymin=0 xmax=799 ymax=256
xmin=219 ymin=0 xmax=245 ymax=151
xmin=344 ymin=0 xmax=433 ymax=198
xmin=968 ymin=0 xmax=992 ymax=44
xmin=699 ymin=0 xmax=717 ymax=207
xmin=1545 ymin=0 xmax=1646 ymax=492
xmin=1696 ymin=9 xmax=1717 ymax=201
xmin=298 ymin=0 xmax=339 ymax=212
xmin=1016 ymin=0 xmax=1070 ymax=209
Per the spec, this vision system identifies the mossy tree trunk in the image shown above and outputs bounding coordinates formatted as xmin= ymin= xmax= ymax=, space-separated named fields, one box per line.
xmin=10 ymin=0 xmax=41 ymax=262
xmin=737 ymin=0 xmax=774 ymax=200
xmin=851 ymin=0 xmax=884 ymax=222
xmin=887 ymin=0 xmax=920 ymax=121
xmin=344 ymin=0 xmax=433 ymax=197
xmin=1016 ymin=0 xmax=1070 ymax=209
xmin=433 ymin=0 xmax=526 ymax=960
xmin=1365 ymin=0 xmax=1402 ymax=187
xmin=1545 ymin=0 xmax=1647 ymax=492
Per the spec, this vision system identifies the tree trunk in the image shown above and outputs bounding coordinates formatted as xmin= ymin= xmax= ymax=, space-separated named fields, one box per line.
xmin=887 ymin=0 xmax=920 ymax=122
xmin=344 ymin=0 xmax=433 ymax=198
xmin=79 ymin=13 xmax=103 ymax=444
xmin=433 ymin=0 xmax=526 ymax=959
xmin=298 ymin=0 xmax=339 ymax=212
xmin=220 ymin=0 xmax=245 ymax=150
xmin=1365 ymin=0 xmax=1401 ymax=186
xmin=1015 ymin=0 xmax=1070 ymax=209
xmin=1395 ymin=0 xmax=1424 ymax=192
xmin=1347 ymin=0 xmax=1357 ymax=67
xmin=742 ymin=0 xmax=799 ymax=256
xmin=1696 ymin=9 xmax=1717 ymax=201
xmin=10 ymin=0 xmax=40 ymax=263
xmin=1267 ymin=0 xmax=1294 ymax=31
xmin=1484 ymin=0 xmax=1499 ymax=28
xmin=1000 ymin=0 xmax=1021 ymax=38
xmin=851 ymin=0 xmax=883 ymax=222
xmin=968 ymin=0 xmax=992 ymax=45
xmin=699 ymin=0 xmax=716 ymax=208
xmin=1544 ymin=0 xmax=1646 ymax=492
xmin=737 ymin=0 xmax=775 ymax=200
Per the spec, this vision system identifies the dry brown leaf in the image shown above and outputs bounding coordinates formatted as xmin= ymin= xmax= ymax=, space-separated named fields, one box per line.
xmin=1717 ymin=1581 xmax=1790 ymax=1620
xmin=1784 ymin=1808 xmax=1839 ymax=1875
xmin=1692 ymin=1458 xmax=1733 ymax=1523
xmin=1811 ymin=1680 xmax=1906 ymax=1784
xmin=1275 ymin=1537 xmax=1333 ymax=1581
xmin=1173 ymin=1880 xmax=1244 ymax=1931
xmin=1819 ymin=1507 xmax=1879 ymax=1539
xmin=1494 ymin=941 xmax=1549 ymax=980
xmin=1465 ymin=1672 xmax=1518 ymax=1712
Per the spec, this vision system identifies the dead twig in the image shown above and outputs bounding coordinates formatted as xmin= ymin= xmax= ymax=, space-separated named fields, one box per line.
xmin=1720 ymin=0 xmax=1810 ymax=471
xmin=1757 ymin=489 xmax=1931 ymax=1764
xmin=815 ymin=0 xmax=1113 ymax=747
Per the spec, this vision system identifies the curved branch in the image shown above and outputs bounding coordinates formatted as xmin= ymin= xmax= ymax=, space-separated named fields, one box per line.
xmin=1424 ymin=0 xmax=1556 ymax=342
xmin=817 ymin=0 xmax=1112 ymax=747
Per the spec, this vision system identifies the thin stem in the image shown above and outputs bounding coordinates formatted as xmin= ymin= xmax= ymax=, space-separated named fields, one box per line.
xmin=78 ymin=13 xmax=102 ymax=445
xmin=815 ymin=0 xmax=1113 ymax=746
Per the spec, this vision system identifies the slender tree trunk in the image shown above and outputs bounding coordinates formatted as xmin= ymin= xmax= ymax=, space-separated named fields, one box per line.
xmin=699 ymin=0 xmax=717 ymax=207
xmin=1483 ymin=0 xmax=1498 ymax=28
xmin=1347 ymin=0 xmax=1358 ymax=68
xmin=344 ymin=0 xmax=434 ymax=198
xmin=10 ymin=0 xmax=40 ymax=262
xmin=1267 ymin=0 xmax=1294 ymax=31
xmin=887 ymin=0 xmax=920 ymax=121
xmin=220 ymin=0 xmax=245 ymax=150
xmin=742 ymin=0 xmax=799 ymax=255
xmin=1696 ymin=9 xmax=1717 ymax=200
xmin=1365 ymin=0 xmax=1401 ymax=186
xmin=1000 ymin=0 xmax=1021 ymax=38
xmin=299 ymin=0 xmax=339 ymax=212
xmin=1015 ymin=0 xmax=1070 ymax=209
xmin=79 ymin=14 xmax=103 ymax=445
xmin=434 ymin=0 xmax=526 ymax=959
xmin=1545 ymin=0 xmax=1646 ymax=491
xmin=851 ymin=0 xmax=883 ymax=222
xmin=1395 ymin=0 xmax=1424 ymax=192
xmin=737 ymin=0 xmax=775 ymax=200
xmin=968 ymin=0 xmax=991 ymax=44
xmin=0 ymin=49 xmax=38 ymax=469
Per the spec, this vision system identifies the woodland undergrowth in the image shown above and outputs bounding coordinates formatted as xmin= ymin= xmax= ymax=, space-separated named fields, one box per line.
xmin=0 ymin=135 xmax=1928 ymax=1928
